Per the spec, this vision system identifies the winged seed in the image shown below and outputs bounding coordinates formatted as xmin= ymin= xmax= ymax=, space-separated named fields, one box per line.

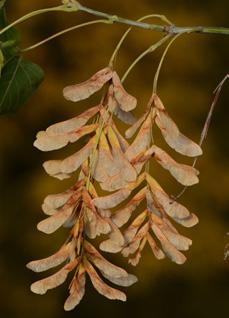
xmin=63 ymin=68 xmax=113 ymax=102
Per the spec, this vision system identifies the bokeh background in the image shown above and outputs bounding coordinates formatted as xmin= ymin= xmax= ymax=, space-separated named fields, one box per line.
xmin=0 ymin=0 xmax=229 ymax=317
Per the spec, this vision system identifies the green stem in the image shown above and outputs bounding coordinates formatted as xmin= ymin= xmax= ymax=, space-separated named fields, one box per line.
xmin=153 ymin=33 xmax=183 ymax=94
xmin=1 ymin=1 xmax=229 ymax=40
xmin=21 ymin=19 xmax=111 ymax=52
xmin=76 ymin=1 xmax=229 ymax=36
xmin=108 ymin=14 xmax=173 ymax=68
xmin=121 ymin=34 xmax=172 ymax=83
xmin=0 ymin=4 xmax=79 ymax=36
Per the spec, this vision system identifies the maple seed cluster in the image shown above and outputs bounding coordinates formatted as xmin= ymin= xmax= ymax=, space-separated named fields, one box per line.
xmin=27 ymin=67 xmax=202 ymax=310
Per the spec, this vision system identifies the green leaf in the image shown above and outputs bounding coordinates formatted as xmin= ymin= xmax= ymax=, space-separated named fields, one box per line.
xmin=0 ymin=56 xmax=45 ymax=114
xmin=0 ymin=4 xmax=20 ymax=61
xmin=0 ymin=49 xmax=4 ymax=74
xmin=0 ymin=0 xmax=6 ymax=10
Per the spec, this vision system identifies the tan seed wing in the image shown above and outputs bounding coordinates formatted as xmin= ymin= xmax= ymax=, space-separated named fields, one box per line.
xmin=154 ymin=96 xmax=202 ymax=157
xmin=85 ymin=260 xmax=126 ymax=301
xmin=151 ymin=145 xmax=199 ymax=186
xmin=112 ymin=72 xmax=137 ymax=112
xmin=46 ymin=105 xmax=100 ymax=136
xmin=125 ymin=112 xmax=148 ymax=139
xmin=174 ymin=213 xmax=199 ymax=227
xmin=146 ymin=233 xmax=165 ymax=260
xmin=146 ymin=174 xmax=198 ymax=226
xmin=85 ymin=241 xmax=128 ymax=278
xmin=128 ymin=251 xmax=142 ymax=266
xmin=84 ymin=207 xmax=111 ymax=239
xmin=43 ymin=138 xmax=95 ymax=177
xmin=100 ymin=174 xmax=129 ymax=192
xmin=151 ymin=223 xmax=186 ymax=264
xmin=125 ymin=114 xmax=152 ymax=163
xmin=42 ymin=191 xmax=74 ymax=215
xmin=100 ymin=222 xmax=125 ymax=253
xmin=93 ymin=188 xmax=131 ymax=210
xmin=63 ymin=68 xmax=113 ymax=102
xmin=26 ymin=243 xmax=72 ymax=272
xmin=124 ymin=210 xmax=148 ymax=243
xmin=111 ymin=123 xmax=129 ymax=152
xmin=64 ymin=266 xmax=86 ymax=311
xmin=42 ymin=188 xmax=82 ymax=216
xmin=162 ymin=229 xmax=192 ymax=251
xmin=114 ymin=107 xmax=136 ymax=124
xmin=108 ymin=127 xmax=137 ymax=182
xmin=102 ymin=273 xmax=138 ymax=287
xmin=35 ymin=124 xmax=98 ymax=152
xmin=34 ymin=132 xmax=69 ymax=152
xmin=31 ymin=267 xmax=69 ymax=295
xmin=122 ymin=222 xmax=149 ymax=257
xmin=37 ymin=206 xmax=74 ymax=234
xmin=93 ymin=132 xmax=119 ymax=183
xmin=112 ymin=187 xmax=146 ymax=227
xmin=150 ymin=213 xmax=192 ymax=251
xmin=108 ymin=85 xmax=136 ymax=124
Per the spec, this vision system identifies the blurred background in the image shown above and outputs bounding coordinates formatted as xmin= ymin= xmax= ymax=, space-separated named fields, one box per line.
xmin=0 ymin=0 xmax=229 ymax=317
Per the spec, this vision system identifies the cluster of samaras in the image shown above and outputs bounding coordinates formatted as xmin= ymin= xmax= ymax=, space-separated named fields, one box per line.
xmin=27 ymin=67 xmax=202 ymax=310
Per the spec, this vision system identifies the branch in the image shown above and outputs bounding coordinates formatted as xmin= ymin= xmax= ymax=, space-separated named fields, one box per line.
xmin=74 ymin=1 xmax=229 ymax=36
xmin=1 ymin=0 xmax=229 ymax=38
xmin=174 ymin=73 xmax=229 ymax=200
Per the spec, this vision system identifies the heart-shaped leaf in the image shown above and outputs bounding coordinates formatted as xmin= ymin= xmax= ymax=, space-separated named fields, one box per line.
xmin=0 ymin=56 xmax=44 ymax=114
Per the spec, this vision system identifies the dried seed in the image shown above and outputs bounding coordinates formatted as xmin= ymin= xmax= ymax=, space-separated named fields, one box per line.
xmin=85 ymin=260 xmax=126 ymax=301
xmin=112 ymin=72 xmax=137 ymax=112
xmin=26 ymin=243 xmax=72 ymax=272
xmin=63 ymin=68 xmax=113 ymax=102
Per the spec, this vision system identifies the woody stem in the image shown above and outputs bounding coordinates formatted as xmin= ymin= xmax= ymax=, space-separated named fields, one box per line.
xmin=76 ymin=1 xmax=229 ymax=36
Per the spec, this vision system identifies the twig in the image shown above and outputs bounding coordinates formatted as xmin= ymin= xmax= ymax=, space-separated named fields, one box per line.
xmin=75 ymin=1 xmax=229 ymax=36
xmin=20 ymin=19 xmax=111 ymax=52
xmin=174 ymin=73 xmax=229 ymax=200
xmin=1 ymin=1 xmax=229 ymax=38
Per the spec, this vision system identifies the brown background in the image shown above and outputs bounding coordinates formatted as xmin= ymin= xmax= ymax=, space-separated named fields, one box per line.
xmin=0 ymin=0 xmax=229 ymax=317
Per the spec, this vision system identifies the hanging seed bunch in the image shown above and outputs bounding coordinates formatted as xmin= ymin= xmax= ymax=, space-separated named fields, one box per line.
xmin=27 ymin=67 xmax=202 ymax=310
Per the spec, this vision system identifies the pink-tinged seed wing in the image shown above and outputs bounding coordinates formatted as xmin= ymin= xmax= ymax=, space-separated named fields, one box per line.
xmin=64 ymin=266 xmax=86 ymax=311
xmin=150 ymin=145 xmax=199 ymax=186
xmin=43 ymin=137 xmax=96 ymax=177
xmin=85 ymin=241 xmax=128 ymax=278
xmin=151 ymin=223 xmax=187 ymax=265
xmin=85 ymin=260 xmax=126 ymax=301
xmin=37 ymin=205 xmax=74 ymax=234
xmin=99 ymin=222 xmax=125 ymax=253
xmin=146 ymin=174 xmax=199 ymax=227
xmin=153 ymin=95 xmax=202 ymax=157
xmin=146 ymin=233 xmax=165 ymax=260
xmin=112 ymin=187 xmax=146 ymax=227
xmin=125 ymin=114 xmax=152 ymax=163
xmin=26 ymin=243 xmax=72 ymax=272
xmin=112 ymin=72 xmax=137 ymax=112
xmin=125 ymin=112 xmax=148 ymax=139
xmin=93 ymin=188 xmax=131 ymax=210
xmin=34 ymin=124 xmax=98 ymax=152
xmin=63 ymin=68 xmax=113 ymax=102
xmin=30 ymin=260 xmax=77 ymax=295
xmin=46 ymin=105 xmax=100 ymax=136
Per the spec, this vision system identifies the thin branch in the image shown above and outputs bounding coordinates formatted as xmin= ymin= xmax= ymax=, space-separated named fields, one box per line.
xmin=0 ymin=5 xmax=75 ymax=36
xmin=153 ymin=33 xmax=183 ymax=94
xmin=75 ymin=1 xmax=229 ymax=36
xmin=174 ymin=73 xmax=229 ymax=200
xmin=121 ymin=35 xmax=172 ymax=83
xmin=21 ymin=19 xmax=111 ymax=52
xmin=108 ymin=14 xmax=172 ymax=68
xmin=1 ymin=0 xmax=229 ymax=39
